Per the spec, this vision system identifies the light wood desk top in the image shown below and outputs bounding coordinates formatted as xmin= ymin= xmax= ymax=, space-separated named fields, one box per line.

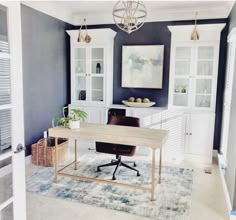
xmin=49 ymin=123 xmax=169 ymax=149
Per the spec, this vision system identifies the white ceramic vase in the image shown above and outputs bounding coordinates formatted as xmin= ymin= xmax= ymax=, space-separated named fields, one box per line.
xmin=69 ymin=120 xmax=80 ymax=129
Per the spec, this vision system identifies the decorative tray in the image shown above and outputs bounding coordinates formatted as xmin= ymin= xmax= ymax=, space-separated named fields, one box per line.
xmin=122 ymin=100 xmax=156 ymax=108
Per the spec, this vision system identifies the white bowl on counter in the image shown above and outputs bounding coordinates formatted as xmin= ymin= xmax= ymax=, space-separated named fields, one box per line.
xmin=122 ymin=100 xmax=156 ymax=108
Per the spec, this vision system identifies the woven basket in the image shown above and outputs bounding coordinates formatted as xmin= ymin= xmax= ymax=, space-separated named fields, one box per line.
xmin=31 ymin=138 xmax=69 ymax=167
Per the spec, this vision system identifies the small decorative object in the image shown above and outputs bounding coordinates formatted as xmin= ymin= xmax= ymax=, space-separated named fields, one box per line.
xmin=128 ymin=97 xmax=135 ymax=102
xmin=52 ymin=106 xmax=88 ymax=129
xmin=181 ymin=85 xmax=187 ymax=93
xmin=174 ymin=88 xmax=179 ymax=93
xmin=143 ymin=98 xmax=150 ymax=103
xmin=122 ymin=100 xmax=155 ymax=108
xmin=96 ymin=63 xmax=101 ymax=73
xmin=191 ymin=12 xmax=199 ymax=41
xmin=113 ymin=0 xmax=147 ymax=34
xmin=136 ymin=98 xmax=142 ymax=103
xmin=77 ymin=18 xmax=91 ymax=43
xmin=77 ymin=66 xmax=83 ymax=73
xmin=122 ymin=45 xmax=164 ymax=88
xmin=79 ymin=90 xmax=86 ymax=100
xmin=31 ymin=137 xmax=69 ymax=167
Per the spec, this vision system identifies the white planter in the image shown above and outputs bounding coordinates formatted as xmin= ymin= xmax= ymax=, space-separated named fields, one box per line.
xmin=69 ymin=120 xmax=80 ymax=129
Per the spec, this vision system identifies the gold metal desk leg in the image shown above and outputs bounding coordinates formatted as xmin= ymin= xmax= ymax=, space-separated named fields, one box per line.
xmin=54 ymin=137 xmax=58 ymax=183
xmin=158 ymin=148 xmax=162 ymax=184
xmin=151 ymin=148 xmax=156 ymax=201
xmin=74 ymin=139 xmax=78 ymax=170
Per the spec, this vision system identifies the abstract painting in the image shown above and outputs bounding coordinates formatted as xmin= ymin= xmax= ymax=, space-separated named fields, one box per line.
xmin=122 ymin=45 xmax=164 ymax=88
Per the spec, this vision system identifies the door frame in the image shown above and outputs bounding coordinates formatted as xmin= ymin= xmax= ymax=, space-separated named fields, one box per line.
xmin=0 ymin=2 xmax=26 ymax=220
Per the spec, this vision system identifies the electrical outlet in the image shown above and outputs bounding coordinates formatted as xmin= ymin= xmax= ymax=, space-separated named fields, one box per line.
xmin=43 ymin=131 xmax=48 ymax=139
xmin=204 ymin=167 xmax=212 ymax=174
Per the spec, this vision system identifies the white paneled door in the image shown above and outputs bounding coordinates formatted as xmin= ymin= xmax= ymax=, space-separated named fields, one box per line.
xmin=0 ymin=2 xmax=26 ymax=220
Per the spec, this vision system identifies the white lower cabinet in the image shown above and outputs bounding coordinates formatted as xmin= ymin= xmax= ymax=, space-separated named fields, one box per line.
xmin=126 ymin=108 xmax=214 ymax=164
xmin=162 ymin=111 xmax=185 ymax=162
xmin=184 ymin=112 xmax=215 ymax=163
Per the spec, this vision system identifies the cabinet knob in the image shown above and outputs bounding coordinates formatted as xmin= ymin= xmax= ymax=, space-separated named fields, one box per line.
xmin=186 ymin=132 xmax=189 ymax=135
xmin=189 ymin=133 xmax=192 ymax=135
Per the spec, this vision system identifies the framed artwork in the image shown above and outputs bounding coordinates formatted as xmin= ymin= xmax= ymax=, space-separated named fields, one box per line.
xmin=122 ymin=45 xmax=164 ymax=89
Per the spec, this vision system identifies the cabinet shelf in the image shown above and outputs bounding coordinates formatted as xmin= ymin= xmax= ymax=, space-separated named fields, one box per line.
xmin=92 ymin=59 xmax=103 ymax=61
xmin=92 ymin=89 xmax=103 ymax=91
xmin=195 ymin=93 xmax=211 ymax=96
xmin=175 ymin=58 xmax=190 ymax=61
xmin=197 ymin=59 xmax=214 ymax=61
xmin=75 ymin=58 xmax=86 ymax=61
xmin=75 ymin=73 xmax=86 ymax=76
xmin=91 ymin=73 xmax=104 ymax=76
xmin=173 ymin=92 xmax=188 ymax=95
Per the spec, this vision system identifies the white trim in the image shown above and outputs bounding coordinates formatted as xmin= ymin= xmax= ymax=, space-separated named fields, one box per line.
xmin=0 ymin=104 xmax=12 ymax=110
xmin=228 ymin=28 xmax=236 ymax=43
xmin=217 ymin=154 xmax=232 ymax=219
xmin=21 ymin=1 xmax=73 ymax=25
xmin=0 ymin=151 xmax=12 ymax=162
xmin=213 ymin=149 xmax=218 ymax=158
xmin=0 ymin=155 xmax=31 ymax=178
xmin=21 ymin=1 xmax=233 ymax=26
xmin=0 ymin=197 xmax=13 ymax=211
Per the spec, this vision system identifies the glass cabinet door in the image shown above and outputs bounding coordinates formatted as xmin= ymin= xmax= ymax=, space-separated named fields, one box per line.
xmin=74 ymin=48 xmax=87 ymax=102
xmin=172 ymin=46 xmax=192 ymax=107
xmin=90 ymin=48 xmax=104 ymax=103
xmin=194 ymin=46 xmax=214 ymax=109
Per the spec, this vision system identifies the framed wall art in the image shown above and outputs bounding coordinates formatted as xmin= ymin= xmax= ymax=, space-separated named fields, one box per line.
xmin=122 ymin=45 xmax=164 ymax=89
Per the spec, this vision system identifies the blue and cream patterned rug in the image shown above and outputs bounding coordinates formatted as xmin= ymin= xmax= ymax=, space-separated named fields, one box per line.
xmin=27 ymin=156 xmax=193 ymax=220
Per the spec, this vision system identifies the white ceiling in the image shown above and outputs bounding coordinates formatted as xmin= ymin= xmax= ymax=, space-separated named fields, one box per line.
xmin=22 ymin=1 xmax=235 ymax=25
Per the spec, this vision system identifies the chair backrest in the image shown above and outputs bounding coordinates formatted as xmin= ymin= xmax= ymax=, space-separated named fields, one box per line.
xmin=108 ymin=116 xmax=140 ymax=128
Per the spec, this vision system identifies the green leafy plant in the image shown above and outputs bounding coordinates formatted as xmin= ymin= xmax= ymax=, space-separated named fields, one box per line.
xmin=70 ymin=109 xmax=88 ymax=122
xmin=52 ymin=106 xmax=87 ymax=128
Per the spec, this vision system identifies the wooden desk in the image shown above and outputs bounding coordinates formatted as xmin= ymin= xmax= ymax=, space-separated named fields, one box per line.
xmin=49 ymin=123 xmax=169 ymax=201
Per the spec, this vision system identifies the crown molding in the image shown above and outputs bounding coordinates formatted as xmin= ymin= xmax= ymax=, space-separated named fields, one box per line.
xmin=21 ymin=1 xmax=74 ymax=24
xmin=21 ymin=1 xmax=234 ymax=26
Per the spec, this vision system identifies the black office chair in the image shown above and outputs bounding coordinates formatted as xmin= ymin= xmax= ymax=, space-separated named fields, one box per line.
xmin=96 ymin=116 xmax=140 ymax=180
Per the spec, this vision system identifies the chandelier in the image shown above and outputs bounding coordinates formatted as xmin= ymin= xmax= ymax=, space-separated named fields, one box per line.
xmin=112 ymin=0 xmax=147 ymax=34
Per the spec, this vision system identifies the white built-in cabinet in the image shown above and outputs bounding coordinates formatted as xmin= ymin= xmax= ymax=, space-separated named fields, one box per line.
xmin=66 ymin=29 xmax=116 ymax=124
xmin=169 ymin=43 xmax=218 ymax=111
xmin=184 ymin=112 xmax=215 ymax=162
xmin=168 ymin=24 xmax=225 ymax=163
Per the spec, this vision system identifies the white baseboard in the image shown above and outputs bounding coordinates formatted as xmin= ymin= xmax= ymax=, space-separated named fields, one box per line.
xmin=231 ymin=214 xmax=236 ymax=220
xmin=213 ymin=149 xmax=218 ymax=158
xmin=0 ymin=155 xmax=31 ymax=178
xmin=217 ymin=154 xmax=232 ymax=219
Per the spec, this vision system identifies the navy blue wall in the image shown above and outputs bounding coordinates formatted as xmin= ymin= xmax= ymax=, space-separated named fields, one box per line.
xmin=21 ymin=5 xmax=73 ymax=155
xmin=72 ymin=19 xmax=228 ymax=151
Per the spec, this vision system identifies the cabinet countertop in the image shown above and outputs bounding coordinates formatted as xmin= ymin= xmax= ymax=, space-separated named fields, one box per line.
xmin=109 ymin=104 xmax=168 ymax=112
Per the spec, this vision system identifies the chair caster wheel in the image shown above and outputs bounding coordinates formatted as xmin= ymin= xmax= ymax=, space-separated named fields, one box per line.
xmin=134 ymin=162 xmax=136 ymax=167
xmin=112 ymin=176 xmax=116 ymax=180
xmin=97 ymin=167 xmax=101 ymax=172
xmin=137 ymin=172 xmax=140 ymax=177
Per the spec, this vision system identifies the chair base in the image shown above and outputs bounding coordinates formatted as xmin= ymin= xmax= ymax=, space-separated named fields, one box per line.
xmin=97 ymin=156 xmax=140 ymax=180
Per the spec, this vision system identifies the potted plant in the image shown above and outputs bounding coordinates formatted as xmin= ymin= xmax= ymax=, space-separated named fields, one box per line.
xmin=52 ymin=107 xmax=88 ymax=129
xmin=68 ymin=109 xmax=88 ymax=129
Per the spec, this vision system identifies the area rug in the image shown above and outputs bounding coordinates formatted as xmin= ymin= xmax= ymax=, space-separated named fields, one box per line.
xmin=26 ymin=156 xmax=194 ymax=220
